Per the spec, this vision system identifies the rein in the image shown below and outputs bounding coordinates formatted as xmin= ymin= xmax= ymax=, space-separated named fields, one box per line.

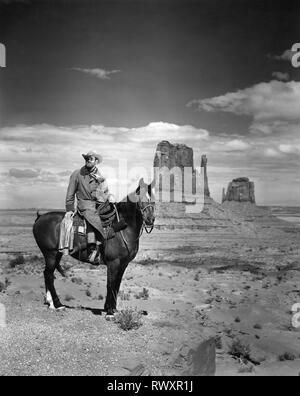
xmin=113 ymin=201 xmax=154 ymax=251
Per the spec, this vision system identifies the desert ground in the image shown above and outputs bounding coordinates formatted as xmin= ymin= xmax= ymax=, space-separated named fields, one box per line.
xmin=0 ymin=208 xmax=300 ymax=376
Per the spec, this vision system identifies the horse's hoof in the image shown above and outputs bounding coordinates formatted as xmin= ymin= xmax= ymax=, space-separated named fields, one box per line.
xmin=54 ymin=302 xmax=66 ymax=311
xmin=105 ymin=314 xmax=115 ymax=322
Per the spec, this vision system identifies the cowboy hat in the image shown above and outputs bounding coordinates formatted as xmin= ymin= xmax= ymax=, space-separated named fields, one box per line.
xmin=82 ymin=151 xmax=103 ymax=163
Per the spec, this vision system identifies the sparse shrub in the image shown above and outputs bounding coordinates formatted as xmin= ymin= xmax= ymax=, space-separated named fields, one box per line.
xmin=214 ymin=335 xmax=223 ymax=349
xmin=238 ymin=363 xmax=255 ymax=373
xmin=71 ymin=277 xmax=83 ymax=285
xmin=97 ymin=294 xmax=104 ymax=300
xmin=229 ymin=339 xmax=251 ymax=362
xmin=278 ymin=352 xmax=296 ymax=361
xmin=253 ymin=323 xmax=262 ymax=330
xmin=119 ymin=290 xmax=130 ymax=301
xmin=9 ymin=254 xmax=25 ymax=268
xmin=235 ymin=317 xmax=241 ymax=323
xmin=0 ymin=278 xmax=11 ymax=293
xmin=194 ymin=273 xmax=200 ymax=281
xmin=85 ymin=289 xmax=91 ymax=297
xmin=64 ymin=294 xmax=75 ymax=302
xmin=135 ymin=287 xmax=149 ymax=300
xmin=114 ymin=307 xmax=143 ymax=331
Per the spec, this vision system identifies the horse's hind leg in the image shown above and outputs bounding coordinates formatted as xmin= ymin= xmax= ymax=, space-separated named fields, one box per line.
xmin=44 ymin=252 xmax=64 ymax=310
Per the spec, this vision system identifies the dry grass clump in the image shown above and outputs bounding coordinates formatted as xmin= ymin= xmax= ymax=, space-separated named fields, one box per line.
xmin=114 ymin=307 xmax=143 ymax=331
xmin=135 ymin=287 xmax=149 ymax=300
xmin=0 ymin=278 xmax=11 ymax=293
xmin=9 ymin=254 xmax=25 ymax=268
xmin=229 ymin=339 xmax=251 ymax=363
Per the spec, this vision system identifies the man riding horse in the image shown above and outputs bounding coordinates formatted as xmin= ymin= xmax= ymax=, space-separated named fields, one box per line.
xmin=66 ymin=150 xmax=126 ymax=263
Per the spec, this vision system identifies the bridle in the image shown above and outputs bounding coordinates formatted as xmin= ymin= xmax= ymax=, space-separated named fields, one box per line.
xmin=138 ymin=201 xmax=155 ymax=234
xmin=114 ymin=197 xmax=155 ymax=251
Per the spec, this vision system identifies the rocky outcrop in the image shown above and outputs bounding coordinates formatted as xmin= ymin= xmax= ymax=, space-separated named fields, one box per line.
xmin=154 ymin=140 xmax=194 ymax=170
xmin=222 ymin=177 xmax=255 ymax=204
xmin=153 ymin=141 xmax=197 ymax=201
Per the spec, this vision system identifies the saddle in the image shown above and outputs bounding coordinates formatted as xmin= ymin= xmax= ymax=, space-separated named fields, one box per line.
xmin=72 ymin=201 xmax=117 ymax=238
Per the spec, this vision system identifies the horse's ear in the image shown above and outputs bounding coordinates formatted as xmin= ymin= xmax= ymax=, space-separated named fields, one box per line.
xmin=138 ymin=178 xmax=145 ymax=187
xmin=135 ymin=185 xmax=141 ymax=195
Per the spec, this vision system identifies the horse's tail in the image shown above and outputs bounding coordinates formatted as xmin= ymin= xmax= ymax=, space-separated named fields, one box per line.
xmin=35 ymin=210 xmax=41 ymax=223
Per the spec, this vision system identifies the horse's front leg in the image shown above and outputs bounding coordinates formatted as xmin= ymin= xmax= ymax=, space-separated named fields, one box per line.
xmin=104 ymin=258 xmax=124 ymax=316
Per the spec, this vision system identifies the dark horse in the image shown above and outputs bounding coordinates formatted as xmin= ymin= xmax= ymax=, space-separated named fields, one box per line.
xmin=33 ymin=178 xmax=155 ymax=317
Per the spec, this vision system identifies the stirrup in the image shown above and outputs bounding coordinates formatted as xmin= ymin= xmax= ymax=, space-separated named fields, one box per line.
xmin=88 ymin=249 xmax=98 ymax=263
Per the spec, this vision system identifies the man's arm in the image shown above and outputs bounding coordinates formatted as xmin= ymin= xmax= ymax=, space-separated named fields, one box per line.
xmin=95 ymin=171 xmax=115 ymax=203
xmin=66 ymin=170 xmax=78 ymax=212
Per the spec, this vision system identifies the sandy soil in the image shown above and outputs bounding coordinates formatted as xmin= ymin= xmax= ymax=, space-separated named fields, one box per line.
xmin=1 ymin=210 xmax=300 ymax=376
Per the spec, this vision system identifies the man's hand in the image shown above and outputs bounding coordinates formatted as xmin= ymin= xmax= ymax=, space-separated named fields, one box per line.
xmin=66 ymin=211 xmax=74 ymax=217
xmin=108 ymin=194 xmax=116 ymax=204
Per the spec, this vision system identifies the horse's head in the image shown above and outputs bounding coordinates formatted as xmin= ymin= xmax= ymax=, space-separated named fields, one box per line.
xmin=135 ymin=178 xmax=156 ymax=227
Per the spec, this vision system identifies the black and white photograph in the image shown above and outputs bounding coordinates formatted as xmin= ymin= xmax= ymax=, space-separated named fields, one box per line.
xmin=0 ymin=0 xmax=300 ymax=378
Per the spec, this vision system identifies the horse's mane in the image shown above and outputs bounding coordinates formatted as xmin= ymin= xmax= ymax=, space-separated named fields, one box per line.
xmin=116 ymin=190 xmax=138 ymax=218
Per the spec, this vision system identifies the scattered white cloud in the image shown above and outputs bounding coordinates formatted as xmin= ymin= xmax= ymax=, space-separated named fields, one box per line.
xmin=69 ymin=67 xmax=121 ymax=80
xmin=9 ymin=168 xmax=39 ymax=178
xmin=187 ymin=80 xmax=300 ymax=123
xmin=279 ymin=144 xmax=300 ymax=154
xmin=269 ymin=49 xmax=294 ymax=61
xmin=224 ymin=139 xmax=250 ymax=151
xmin=272 ymin=71 xmax=290 ymax=81
xmin=1 ymin=117 xmax=300 ymax=207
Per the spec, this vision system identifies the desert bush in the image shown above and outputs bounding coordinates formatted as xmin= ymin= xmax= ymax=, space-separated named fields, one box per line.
xmin=194 ymin=273 xmax=200 ymax=281
xmin=119 ymin=290 xmax=130 ymax=301
xmin=253 ymin=323 xmax=262 ymax=330
xmin=278 ymin=352 xmax=296 ymax=361
xmin=9 ymin=254 xmax=25 ymax=268
xmin=229 ymin=339 xmax=251 ymax=362
xmin=135 ymin=287 xmax=149 ymax=300
xmin=64 ymin=294 xmax=75 ymax=302
xmin=238 ymin=363 xmax=255 ymax=373
xmin=85 ymin=289 xmax=91 ymax=297
xmin=0 ymin=278 xmax=11 ymax=293
xmin=234 ymin=317 xmax=241 ymax=323
xmin=214 ymin=335 xmax=223 ymax=349
xmin=97 ymin=294 xmax=104 ymax=300
xmin=115 ymin=307 xmax=143 ymax=331
xmin=71 ymin=277 xmax=83 ymax=285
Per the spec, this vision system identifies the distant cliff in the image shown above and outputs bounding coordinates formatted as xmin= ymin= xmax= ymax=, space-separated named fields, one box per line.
xmin=222 ymin=177 xmax=255 ymax=204
xmin=154 ymin=141 xmax=194 ymax=170
xmin=153 ymin=141 xmax=197 ymax=200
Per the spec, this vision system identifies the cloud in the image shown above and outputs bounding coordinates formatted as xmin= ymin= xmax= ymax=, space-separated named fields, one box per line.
xmin=224 ymin=139 xmax=250 ymax=151
xmin=269 ymin=49 xmax=294 ymax=61
xmin=272 ymin=71 xmax=290 ymax=81
xmin=187 ymin=80 xmax=300 ymax=124
xmin=122 ymin=122 xmax=210 ymax=143
xmin=279 ymin=144 xmax=300 ymax=154
xmin=9 ymin=168 xmax=39 ymax=178
xmin=69 ymin=68 xmax=121 ymax=80
xmin=2 ymin=119 xmax=300 ymax=207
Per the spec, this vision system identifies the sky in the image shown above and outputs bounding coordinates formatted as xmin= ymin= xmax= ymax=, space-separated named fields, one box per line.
xmin=0 ymin=0 xmax=300 ymax=208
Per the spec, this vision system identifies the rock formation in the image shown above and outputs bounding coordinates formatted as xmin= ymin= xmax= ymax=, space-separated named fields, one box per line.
xmin=154 ymin=140 xmax=194 ymax=170
xmin=222 ymin=177 xmax=255 ymax=204
xmin=153 ymin=141 xmax=197 ymax=201
xmin=201 ymin=154 xmax=210 ymax=198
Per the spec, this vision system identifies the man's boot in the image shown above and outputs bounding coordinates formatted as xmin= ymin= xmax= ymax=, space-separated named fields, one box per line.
xmin=87 ymin=243 xmax=98 ymax=263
